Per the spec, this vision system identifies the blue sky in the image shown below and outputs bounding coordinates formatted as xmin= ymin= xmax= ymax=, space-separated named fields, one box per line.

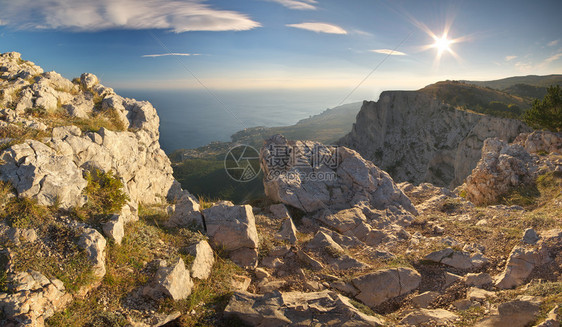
xmin=1 ymin=0 xmax=561 ymax=93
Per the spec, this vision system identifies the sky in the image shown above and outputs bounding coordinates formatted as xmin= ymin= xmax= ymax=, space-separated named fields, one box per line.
xmin=1 ymin=0 xmax=561 ymax=94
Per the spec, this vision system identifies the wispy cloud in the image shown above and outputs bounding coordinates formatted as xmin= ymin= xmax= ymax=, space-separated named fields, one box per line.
xmin=547 ymin=39 xmax=559 ymax=47
xmin=267 ymin=0 xmax=317 ymax=10
xmin=352 ymin=29 xmax=373 ymax=37
xmin=286 ymin=22 xmax=347 ymax=34
xmin=370 ymin=49 xmax=406 ymax=56
xmin=0 ymin=0 xmax=261 ymax=32
xmin=142 ymin=53 xmax=200 ymax=58
xmin=543 ymin=52 xmax=562 ymax=65
xmin=505 ymin=55 xmax=517 ymax=61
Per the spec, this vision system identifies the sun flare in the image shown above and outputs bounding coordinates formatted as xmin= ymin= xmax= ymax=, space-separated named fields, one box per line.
xmin=433 ymin=35 xmax=452 ymax=54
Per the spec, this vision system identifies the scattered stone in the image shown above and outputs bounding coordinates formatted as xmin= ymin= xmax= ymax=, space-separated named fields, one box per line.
xmin=523 ymin=228 xmax=540 ymax=245
xmin=475 ymin=296 xmax=542 ymax=327
xmin=467 ymin=287 xmax=496 ymax=301
xmin=330 ymin=280 xmax=359 ymax=296
xmin=297 ymin=250 xmax=324 ymax=271
xmin=166 ymin=192 xmax=203 ymax=228
xmin=444 ymin=272 xmax=462 ymax=288
xmin=269 ymin=204 xmax=291 ymax=219
xmin=352 ymin=267 xmax=421 ymax=307
xmin=411 ymin=291 xmax=439 ymax=308
xmin=464 ymin=272 xmax=493 ymax=287
xmin=143 ymin=259 xmax=193 ymax=301
xmin=188 ymin=240 xmax=214 ymax=280
xmin=231 ymin=275 xmax=251 ymax=292
xmin=400 ymin=308 xmax=459 ymax=325
xmin=224 ymin=290 xmax=385 ymax=326
xmin=276 ymin=217 xmax=298 ymax=245
xmin=257 ymin=279 xmax=287 ymax=293
xmin=78 ymin=227 xmax=107 ymax=280
xmin=495 ymin=244 xmax=550 ymax=289
xmin=424 ymin=247 xmax=488 ymax=269
xmin=453 ymin=299 xmax=478 ymax=311
xmin=204 ymin=201 xmax=259 ymax=268
xmin=254 ymin=268 xmax=270 ymax=279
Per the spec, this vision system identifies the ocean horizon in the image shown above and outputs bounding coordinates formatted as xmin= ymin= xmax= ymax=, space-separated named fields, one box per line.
xmin=117 ymin=88 xmax=375 ymax=153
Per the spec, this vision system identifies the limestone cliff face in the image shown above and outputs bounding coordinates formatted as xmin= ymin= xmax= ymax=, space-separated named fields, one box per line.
xmin=338 ymin=91 xmax=531 ymax=187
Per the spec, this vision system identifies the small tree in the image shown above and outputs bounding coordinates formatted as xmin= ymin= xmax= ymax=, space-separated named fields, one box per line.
xmin=523 ymin=85 xmax=562 ymax=132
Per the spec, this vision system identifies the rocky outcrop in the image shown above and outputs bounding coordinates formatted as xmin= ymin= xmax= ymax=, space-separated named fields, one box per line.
xmin=224 ymin=290 xmax=386 ymax=326
xmin=0 ymin=270 xmax=72 ymax=326
xmin=339 ymin=91 xmax=530 ymax=187
xmin=203 ymin=201 xmax=259 ymax=268
xmin=260 ymin=134 xmax=416 ymax=214
xmin=0 ymin=52 xmax=190 ymax=210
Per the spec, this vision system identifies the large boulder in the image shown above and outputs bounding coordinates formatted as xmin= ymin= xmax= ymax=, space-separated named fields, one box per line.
xmin=260 ymin=135 xmax=417 ymax=215
xmin=352 ymin=267 xmax=421 ymax=307
xmin=224 ymin=290 xmax=385 ymax=326
xmin=203 ymin=201 xmax=259 ymax=268
xmin=464 ymin=138 xmax=538 ymax=205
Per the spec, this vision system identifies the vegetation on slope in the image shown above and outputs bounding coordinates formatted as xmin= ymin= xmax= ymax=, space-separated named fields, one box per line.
xmin=523 ymin=85 xmax=562 ymax=132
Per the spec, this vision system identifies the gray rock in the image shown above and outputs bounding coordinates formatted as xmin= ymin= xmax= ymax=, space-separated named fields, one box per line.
xmin=475 ymin=296 xmax=542 ymax=327
xmin=464 ymin=272 xmax=493 ymax=287
xmin=411 ymin=291 xmax=439 ymax=308
xmin=400 ymin=308 xmax=458 ymax=325
xmin=189 ymin=240 xmax=214 ymax=280
xmin=203 ymin=201 xmax=259 ymax=268
xmin=166 ymin=192 xmax=203 ymax=228
xmin=224 ymin=290 xmax=385 ymax=326
xmin=80 ymin=72 xmax=99 ymax=89
xmin=78 ymin=227 xmax=107 ymax=279
xmin=276 ymin=217 xmax=298 ymax=245
xmin=467 ymin=287 xmax=496 ymax=301
xmin=0 ymin=140 xmax=88 ymax=208
xmin=269 ymin=203 xmax=290 ymax=219
xmin=260 ymin=135 xmax=417 ymax=214
xmin=143 ymin=259 xmax=193 ymax=301
xmin=495 ymin=245 xmax=550 ymax=289
xmin=424 ymin=247 xmax=488 ymax=269
xmin=465 ymin=138 xmax=538 ymax=205
xmin=297 ymin=249 xmax=324 ymax=271
xmin=0 ymin=270 xmax=72 ymax=326
xmin=523 ymin=228 xmax=540 ymax=245
xmin=352 ymin=267 xmax=421 ymax=307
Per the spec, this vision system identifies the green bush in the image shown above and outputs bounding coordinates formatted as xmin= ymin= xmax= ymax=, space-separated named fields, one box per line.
xmin=76 ymin=169 xmax=128 ymax=223
xmin=523 ymin=85 xmax=562 ymax=132
xmin=4 ymin=196 xmax=48 ymax=228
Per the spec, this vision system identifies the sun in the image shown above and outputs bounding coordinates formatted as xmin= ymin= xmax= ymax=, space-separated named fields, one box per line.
xmin=432 ymin=35 xmax=452 ymax=55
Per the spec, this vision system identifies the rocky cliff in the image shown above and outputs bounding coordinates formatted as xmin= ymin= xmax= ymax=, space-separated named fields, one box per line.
xmin=338 ymin=91 xmax=531 ymax=187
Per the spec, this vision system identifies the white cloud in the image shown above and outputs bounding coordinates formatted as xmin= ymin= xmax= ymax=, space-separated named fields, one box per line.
xmin=0 ymin=0 xmax=261 ymax=32
xmin=142 ymin=53 xmax=200 ymax=58
xmin=370 ymin=49 xmax=406 ymax=56
xmin=267 ymin=0 xmax=317 ymax=10
xmin=547 ymin=39 xmax=559 ymax=47
xmin=505 ymin=55 xmax=517 ymax=61
xmin=286 ymin=22 xmax=347 ymax=34
xmin=543 ymin=52 xmax=562 ymax=65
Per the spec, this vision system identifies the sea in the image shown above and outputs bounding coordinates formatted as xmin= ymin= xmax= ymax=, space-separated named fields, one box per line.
xmin=117 ymin=88 xmax=374 ymax=153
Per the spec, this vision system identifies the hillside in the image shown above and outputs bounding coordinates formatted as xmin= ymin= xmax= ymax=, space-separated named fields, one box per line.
xmin=0 ymin=52 xmax=561 ymax=327
xmin=419 ymin=80 xmax=530 ymax=118
xmin=465 ymin=74 xmax=562 ymax=90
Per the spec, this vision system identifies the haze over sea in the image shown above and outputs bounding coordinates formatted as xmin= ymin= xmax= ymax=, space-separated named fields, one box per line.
xmin=117 ymin=88 xmax=375 ymax=153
